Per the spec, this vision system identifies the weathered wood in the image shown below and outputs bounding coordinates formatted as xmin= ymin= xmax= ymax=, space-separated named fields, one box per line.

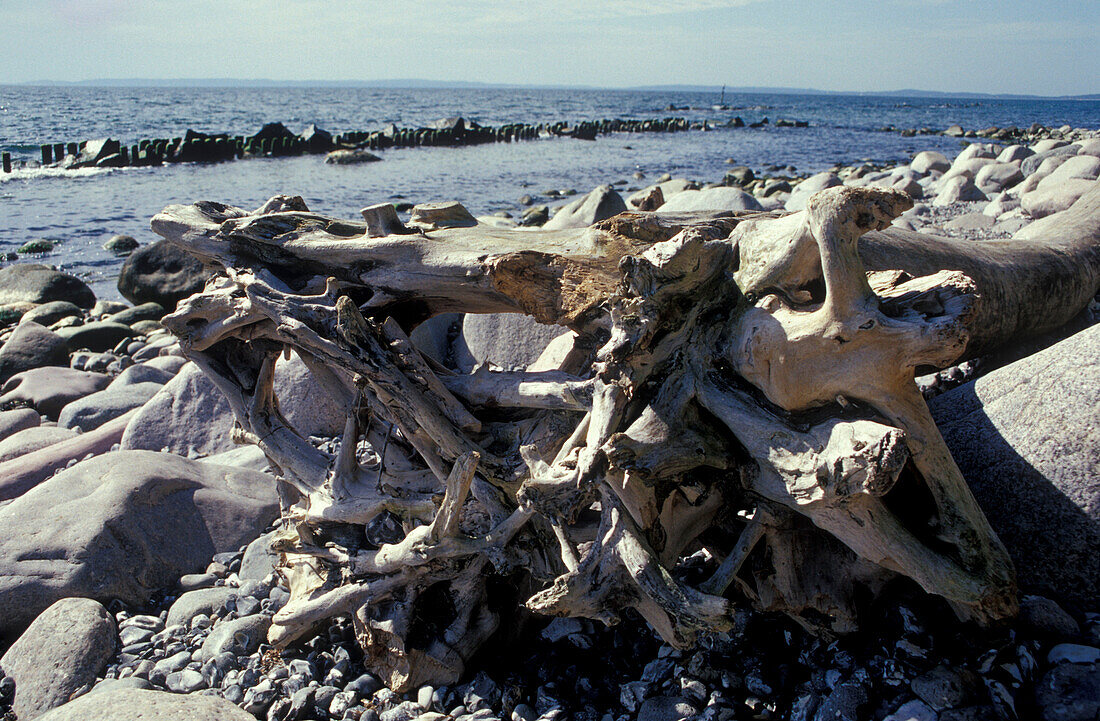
xmin=154 ymin=184 xmax=1100 ymax=689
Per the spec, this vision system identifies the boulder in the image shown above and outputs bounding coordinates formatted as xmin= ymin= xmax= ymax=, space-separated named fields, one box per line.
xmin=910 ymin=151 xmax=950 ymax=175
xmin=0 ymin=408 xmax=40 ymax=442
xmin=0 ymin=598 xmax=117 ymax=720
xmin=1033 ymin=662 xmax=1099 ymax=721
xmin=0 ymin=265 xmax=95 ymax=309
xmin=974 ymin=162 xmax=1024 ymax=194
xmin=1075 ymin=138 xmax=1100 ymax=158
xmin=116 ymin=239 xmax=209 ymax=310
xmin=785 ymin=172 xmax=842 ymax=211
xmin=929 ymin=325 xmax=1100 ymax=604
xmin=454 ymin=314 xmax=567 ymax=372
xmin=997 ymin=145 xmax=1034 ymax=164
xmin=298 ymin=124 xmax=334 ymax=153
xmin=943 ymin=212 xmax=995 ymax=231
xmin=0 ymin=450 xmax=279 ymax=638
xmin=0 ymin=367 xmax=111 ymax=420
xmin=107 ymin=362 xmax=175 ymax=389
xmin=105 ymin=302 xmax=165 ymax=326
xmin=57 ymin=381 xmax=162 ymax=432
xmin=71 ymin=138 xmax=121 ymax=169
xmin=1031 ymin=138 xmax=1070 ymax=154
xmin=0 ymin=321 xmax=70 ymax=384
xmin=102 ymin=235 xmax=139 ymax=254
xmin=249 ymin=122 xmax=297 ymax=146
xmin=1037 ymin=155 xmax=1100 ymax=190
xmin=239 ymin=530 xmax=282 ymax=581
xmin=1021 ymin=179 xmax=1098 ymax=219
xmin=165 ymin=587 xmax=240 ymax=629
xmin=542 ymin=185 xmax=627 ymax=230
xmin=56 ymin=321 xmax=134 ymax=353
xmin=197 ymin=614 xmax=271 ymax=662
xmin=36 ymin=688 xmax=256 ymax=721
xmin=19 ymin=301 xmax=82 ymax=327
xmin=408 ymin=202 xmax=478 ymax=231
xmin=0 ymin=426 xmax=79 ymax=463
xmin=325 ymin=148 xmax=381 ymax=164
xmin=933 ymin=176 xmax=988 ymax=206
xmin=656 ymin=187 xmax=763 ymax=213
xmin=409 ymin=313 xmax=462 ymax=367
xmin=1022 ymin=145 xmax=1080 ymax=177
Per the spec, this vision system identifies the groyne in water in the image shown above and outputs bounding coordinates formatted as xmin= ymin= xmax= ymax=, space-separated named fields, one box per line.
xmin=1 ymin=115 xmax=739 ymax=173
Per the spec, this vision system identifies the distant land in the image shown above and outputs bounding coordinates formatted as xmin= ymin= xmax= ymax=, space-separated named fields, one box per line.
xmin=12 ymin=78 xmax=1100 ymax=100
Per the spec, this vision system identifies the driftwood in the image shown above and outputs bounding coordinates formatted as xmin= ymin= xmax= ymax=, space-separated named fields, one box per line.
xmin=153 ymin=183 xmax=1100 ymax=691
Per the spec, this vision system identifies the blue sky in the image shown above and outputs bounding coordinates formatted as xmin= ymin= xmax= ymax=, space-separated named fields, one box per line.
xmin=2 ymin=0 xmax=1097 ymax=95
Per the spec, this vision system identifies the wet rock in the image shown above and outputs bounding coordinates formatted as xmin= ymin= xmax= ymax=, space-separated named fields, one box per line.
xmin=0 ymin=598 xmax=117 ymax=720
xmin=103 ymin=235 xmax=140 ymax=254
xmin=0 ymin=265 xmax=96 ymax=309
xmin=326 ymin=148 xmax=382 ymax=164
xmin=0 ymin=321 xmax=70 ymax=384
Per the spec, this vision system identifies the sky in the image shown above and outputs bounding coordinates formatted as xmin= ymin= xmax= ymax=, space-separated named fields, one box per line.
xmin=1 ymin=0 xmax=1098 ymax=95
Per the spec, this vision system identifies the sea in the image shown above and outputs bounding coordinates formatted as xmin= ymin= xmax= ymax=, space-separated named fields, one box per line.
xmin=1 ymin=86 xmax=1098 ymax=300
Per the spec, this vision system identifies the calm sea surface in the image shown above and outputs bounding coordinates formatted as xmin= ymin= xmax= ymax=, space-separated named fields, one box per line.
xmin=2 ymin=86 xmax=1098 ymax=299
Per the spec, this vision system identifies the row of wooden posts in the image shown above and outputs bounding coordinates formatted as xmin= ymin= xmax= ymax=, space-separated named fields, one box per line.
xmin=1 ymin=116 xmax=694 ymax=173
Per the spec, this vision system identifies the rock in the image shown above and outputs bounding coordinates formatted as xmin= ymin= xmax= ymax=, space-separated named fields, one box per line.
xmin=239 ymin=530 xmax=281 ymax=581
xmin=0 ymin=367 xmax=111 ymax=420
xmin=116 ymin=240 xmax=209 ymax=310
xmin=943 ymin=124 xmax=965 ymax=137
xmin=0 ymin=408 xmax=40 ymax=442
xmin=166 ymin=587 xmax=240 ymax=629
xmin=299 ymin=124 xmax=334 ymax=153
xmin=1048 ymin=644 xmax=1100 ymax=665
xmin=17 ymin=239 xmax=54 ymax=255
xmin=997 ymin=145 xmax=1034 ymax=163
xmin=974 ymin=162 xmax=1023 ymax=194
xmin=56 ymin=322 xmax=134 ymax=353
xmin=36 ymin=687 xmax=256 ymax=721
xmin=636 ymin=695 xmax=697 ymax=721
xmin=103 ymin=235 xmax=139 ymax=254
xmin=1032 ymin=138 xmax=1070 ymax=154
xmin=1038 ymin=155 xmax=1100 ymax=189
xmin=0 ymin=322 xmax=70 ymax=384
xmin=932 ymin=176 xmax=988 ymax=206
xmin=90 ymin=300 xmax=127 ymax=317
xmin=884 ymin=700 xmax=938 ymax=721
xmin=325 ymin=148 xmax=382 ymax=164
xmin=893 ymin=178 xmax=924 ymax=200
xmin=0 ymin=597 xmax=116 ymax=720
xmin=943 ymin=212 xmax=995 ymax=230
xmin=983 ymin=192 xmax=1021 ymax=217
xmin=19 ymin=301 xmax=82 ymax=327
xmin=0 ymin=426 xmax=79 ymax=463
xmin=911 ymin=151 xmax=951 ymax=175
xmin=165 ymin=669 xmax=206 ymax=693
xmin=1021 ymin=178 xmax=1097 ymax=218
xmin=408 ymin=202 xmax=478 ymax=231
xmin=785 ymin=172 xmax=842 ymax=211
xmin=656 ymin=187 xmax=763 ymax=212
xmin=1022 ymin=146 xmax=1080 ymax=177
xmin=454 ymin=314 xmax=566 ymax=372
xmin=250 ymin=121 xmax=296 ymax=145
xmin=911 ymin=666 xmax=975 ymax=710
xmin=542 ymin=185 xmax=627 ymax=230
xmin=929 ymin=325 xmax=1100 ymax=604
xmin=0 ymin=265 xmax=95 ymax=309
xmin=1019 ymin=595 xmax=1081 ymax=638
xmin=105 ymin=303 xmax=165 ymax=326
xmin=1034 ymin=662 xmax=1100 ymax=721
xmin=0 ymin=450 xmax=279 ymax=637
xmin=56 ymin=381 xmax=162 ymax=432
xmin=119 ymin=362 xmax=234 ymax=456
xmin=813 ymin=681 xmax=868 ymax=721
xmin=203 ymin=444 xmax=271 ymax=472
xmin=87 ymin=678 xmax=154 ymax=694
xmin=107 ymin=363 xmax=174 ymax=389
xmin=142 ymin=355 xmax=188 ymax=375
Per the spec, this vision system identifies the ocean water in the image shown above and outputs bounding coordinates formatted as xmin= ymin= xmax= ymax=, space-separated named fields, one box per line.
xmin=2 ymin=86 xmax=1098 ymax=299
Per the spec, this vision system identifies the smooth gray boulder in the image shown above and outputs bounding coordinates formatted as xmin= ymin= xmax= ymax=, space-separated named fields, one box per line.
xmin=239 ymin=530 xmax=281 ymax=580
xmin=0 ymin=367 xmax=111 ymax=420
xmin=107 ymin=363 xmax=175 ymax=389
xmin=656 ymin=186 xmax=763 ymax=212
xmin=19 ymin=301 xmax=82 ymax=327
xmin=0 ymin=597 xmax=117 ymax=720
xmin=56 ymin=321 xmax=133 ymax=353
xmin=409 ymin=313 xmax=462 ymax=367
xmin=0 ymin=321 xmax=70 ymax=384
xmin=0 ymin=408 xmax=40 ymax=442
xmin=0 ymin=426 xmax=79 ymax=463
xmin=57 ymin=382 xmax=162 ymax=432
xmin=105 ymin=302 xmax=165 ymax=326
xmin=116 ymin=239 xmax=209 ymax=310
xmin=36 ymin=688 xmax=256 ymax=721
xmin=197 ymin=614 xmax=270 ymax=662
xmin=454 ymin=314 xmax=566 ymax=372
xmin=910 ymin=151 xmax=950 ymax=175
xmin=0 ymin=450 xmax=279 ymax=638
xmin=0 ymin=265 xmax=96 ymax=309
xmin=930 ymin=324 xmax=1100 ymax=604
xmin=542 ymin=185 xmax=627 ymax=230
xmin=785 ymin=172 xmax=842 ymax=211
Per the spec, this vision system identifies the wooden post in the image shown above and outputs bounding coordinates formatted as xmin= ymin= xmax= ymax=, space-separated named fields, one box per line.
xmin=41 ymin=145 xmax=53 ymax=164
xmin=2 ymin=152 xmax=11 ymax=173
xmin=67 ymin=142 xmax=78 ymax=156
xmin=53 ymin=143 xmax=65 ymax=160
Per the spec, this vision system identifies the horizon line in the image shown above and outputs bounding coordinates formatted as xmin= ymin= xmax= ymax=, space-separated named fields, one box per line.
xmin=7 ymin=78 xmax=1099 ymax=100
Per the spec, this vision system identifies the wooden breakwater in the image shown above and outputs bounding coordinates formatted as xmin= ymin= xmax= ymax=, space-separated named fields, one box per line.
xmin=3 ymin=115 xmax=706 ymax=172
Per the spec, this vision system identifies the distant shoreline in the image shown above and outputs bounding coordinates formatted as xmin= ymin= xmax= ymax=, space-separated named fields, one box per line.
xmin=6 ymin=80 xmax=1099 ymax=101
